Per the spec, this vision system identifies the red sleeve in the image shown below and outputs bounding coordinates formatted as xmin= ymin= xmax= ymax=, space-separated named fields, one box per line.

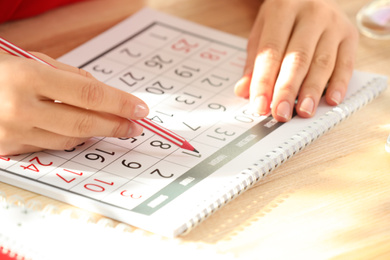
xmin=0 ymin=0 xmax=85 ymax=23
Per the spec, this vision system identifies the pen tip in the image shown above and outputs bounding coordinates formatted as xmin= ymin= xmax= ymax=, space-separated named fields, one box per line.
xmin=193 ymin=148 xmax=199 ymax=153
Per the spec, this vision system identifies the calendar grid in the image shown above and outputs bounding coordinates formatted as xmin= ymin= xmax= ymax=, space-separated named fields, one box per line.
xmin=78 ymin=22 xmax=246 ymax=69
xmin=0 ymin=21 xmax=283 ymax=216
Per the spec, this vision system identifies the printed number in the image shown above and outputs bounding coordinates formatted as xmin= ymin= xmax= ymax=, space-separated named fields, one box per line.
xmin=182 ymin=122 xmax=201 ymax=131
xmin=150 ymin=141 xmax=171 ymax=149
xmin=93 ymin=65 xmax=113 ymax=75
xmin=171 ymin=38 xmax=199 ymax=53
xmin=149 ymin=115 xmax=163 ymax=124
xmin=174 ymin=65 xmax=200 ymax=78
xmin=121 ymin=160 xmax=142 ymax=169
xmin=215 ymin=127 xmax=235 ymax=136
xmin=200 ymin=48 xmax=227 ymax=60
xmin=175 ymin=92 xmax=202 ymax=105
xmin=20 ymin=157 xmax=53 ymax=172
xmin=201 ymin=74 xmax=229 ymax=87
xmin=119 ymin=71 xmax=145 ymax=87
xmin=234 ymin=109 xmax=261 ymax=123
xmin=85 ymin=148 xmax=115 ymax=163
xmin=155 ymin=110 xmax=173 ymax=117
xmin=120 ymin=48 xmax=141 ymax=58
xmin=119 ymin=133 xmax=146 ymax=144
xmin=144 ymin=55 xmax=173 ymax=69
xmin=150 ymin=168 xmax=173 ymax=178
xmin=84 ymin=178 xmax=114 ymax=192
xmin=120 ymin=190 xmax=142 ymax=199
xmin=234 ymin=115 xmax=253 ymax=123
xmin=64 ymin=142 xmax=85 ymax=152
xmin=149 ymin=111 xmax=173 ymax=124
xmin=207 ymin=127 xmax=236 ymax=141
xmin=56 ymin=169 xmax=83 ymax=184
xmin=145 ymin=81 xmax=174 ymax=95
xmin=208 ymin=103 xmax=226 ymax=111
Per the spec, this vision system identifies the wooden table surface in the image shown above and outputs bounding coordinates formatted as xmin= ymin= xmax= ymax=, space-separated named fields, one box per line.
xmin=1 ymin=0 xmax=389 ymax=259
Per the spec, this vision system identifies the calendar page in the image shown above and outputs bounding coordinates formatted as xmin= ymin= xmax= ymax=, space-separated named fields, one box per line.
xmin=0 ymin=8 xmax=384 ymax=237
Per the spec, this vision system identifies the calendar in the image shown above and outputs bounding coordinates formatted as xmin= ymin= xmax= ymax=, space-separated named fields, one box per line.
xmin=0 ymin=8 xmax=387 ymax=237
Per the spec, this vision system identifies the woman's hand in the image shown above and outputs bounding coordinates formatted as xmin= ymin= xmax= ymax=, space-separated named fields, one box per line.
xmin=0 ymin=52 xmax=149 ymax=155
xmin=234 ymin=0 xmax=359 ymax=121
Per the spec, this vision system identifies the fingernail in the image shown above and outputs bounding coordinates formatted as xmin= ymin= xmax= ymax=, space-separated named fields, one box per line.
xmin=276 ymin=101 xmax=291 ymax=120
xmin=234 ymin=74 xmax=251 ymax=98
xmin=134 ymin=104 xmax=149 ymax=118
xmin=252 ymin=95 xmax=268 ymax=115
xmin=234 ymin=76 xmax=246 ymax=89
xmin=299 ymin=97 xmax=314 ymax=116
xmin=330 ymin=90 xmax=341 ymax=105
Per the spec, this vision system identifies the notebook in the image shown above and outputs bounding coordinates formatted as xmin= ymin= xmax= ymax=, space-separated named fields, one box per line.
xmin=0 ymin=8 xmax=387 ymax=237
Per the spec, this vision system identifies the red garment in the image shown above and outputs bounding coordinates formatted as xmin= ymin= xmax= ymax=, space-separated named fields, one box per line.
xmin=0 ymin=0 xmax=84 ymax=23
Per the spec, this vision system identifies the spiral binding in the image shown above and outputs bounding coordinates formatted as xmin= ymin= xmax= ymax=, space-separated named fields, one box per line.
xmin=182 ymin=76 xmax=388 ymax=234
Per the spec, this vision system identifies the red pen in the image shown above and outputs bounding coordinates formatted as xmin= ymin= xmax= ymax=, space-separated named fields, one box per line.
xmin=0 ymin=37 xmax=199 ymax=153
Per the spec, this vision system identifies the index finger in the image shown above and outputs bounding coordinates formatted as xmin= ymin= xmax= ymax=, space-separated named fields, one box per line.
xmin=33 ymin=63 xmax=149 ymax=120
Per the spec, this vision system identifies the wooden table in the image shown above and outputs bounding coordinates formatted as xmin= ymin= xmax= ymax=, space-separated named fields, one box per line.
xmin=1 ymin=0 xmax=389 ymax=258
